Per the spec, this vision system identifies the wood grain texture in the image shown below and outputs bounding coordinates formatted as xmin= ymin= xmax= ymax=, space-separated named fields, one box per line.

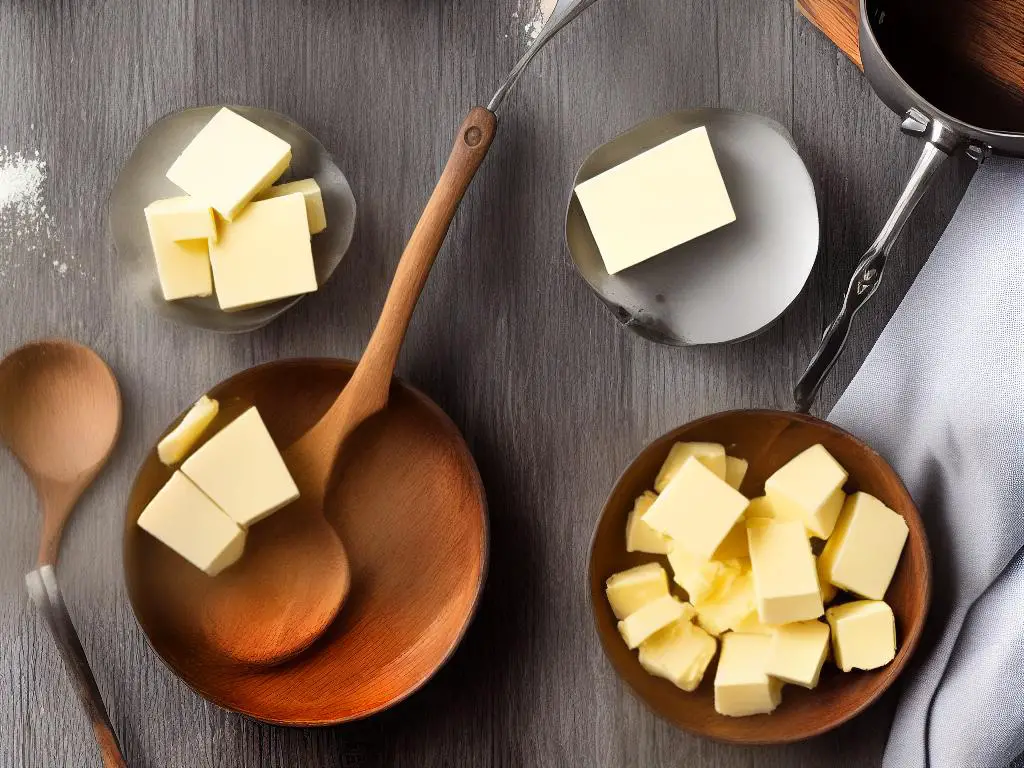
xmin=0 ymin=0 xmax=974 ymax=766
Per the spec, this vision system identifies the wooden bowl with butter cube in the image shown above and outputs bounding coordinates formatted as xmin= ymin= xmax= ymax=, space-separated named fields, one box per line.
xmin=588 ymin=410 xmax=930 ymax=743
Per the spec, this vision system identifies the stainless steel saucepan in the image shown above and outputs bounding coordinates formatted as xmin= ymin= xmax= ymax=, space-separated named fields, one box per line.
xmin=794 ymin=0 xmax=1024 ymax=410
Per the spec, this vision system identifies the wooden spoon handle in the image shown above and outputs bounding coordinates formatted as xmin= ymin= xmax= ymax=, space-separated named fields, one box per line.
xmin=25 ymin=566 xmax=127 ymax=768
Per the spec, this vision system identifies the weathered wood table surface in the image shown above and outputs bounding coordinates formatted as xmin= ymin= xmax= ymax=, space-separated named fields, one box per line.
xmin=0 ymin=1 xmax=974 ymax=766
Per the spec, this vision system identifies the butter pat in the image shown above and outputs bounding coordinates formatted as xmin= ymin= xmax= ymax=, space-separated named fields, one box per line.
xmin=618 ymin=595 xmax=694 ymax=650
xmin=748 ymin=520 xmax=823 ymax=624
xmin=256 ymin=178 xmax=327 ymax=234
xmin=210 ymin=194 xmax=317 ymax=311
xmin=144 ymin=196 xmax=218 ymax=242
xmin=819 ymin=492 xmax=909 ymax=600
xmin=167 ymin=107 xmax=291 ymax=220
xmin=733 ymin=613 xmax=777 ymax=636
xmin=668 ymin=547 xmax=742 ymax=605
xmin=766 ymin=620 xmax=830 ymax=688
xmin=643 ymin=457 xmax=748 ymax=561
xmin=725 ymin=457 xmax=748 ymax=491
xmin=605 ymin=562 xmax=669 ymax=620
xmin=626 ymin=492 xmax=671 ymax=554
xmin=654 ymin=442 xmax=727 ymax=492
xmin=714 ymin=633 xmax=783 ymax=717
xmin=694 ymin=568 xmax=758 ymax=637
xmin=575 ymin=126 xmax=736 ymax=275
xmin=639 ymin=619 xmax=717 ymax=692
xmin=765 ymin=444 xmax=848 ymax=539
xmin=145 ymin=206 xmax=213 ymax=301
xmin=137 ymin=471 xmax=245 ymax=576
xmin=826 ymin=600 xmax=896 ymax=672
xmin=158 ymin=395 xmax=220 ymax=466
xmin=181 ymin=406 xmax=299 ymax=527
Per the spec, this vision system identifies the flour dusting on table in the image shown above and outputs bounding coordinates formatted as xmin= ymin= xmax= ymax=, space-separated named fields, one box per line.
xmin=514 ymin=0 xmax=557 ymax=44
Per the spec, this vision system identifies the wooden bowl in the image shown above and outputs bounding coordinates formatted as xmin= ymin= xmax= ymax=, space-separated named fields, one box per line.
xmin=588 ymin=410 xmax=931 ymax=743
xmin=124 ymin=359 xmax=488 ymax=724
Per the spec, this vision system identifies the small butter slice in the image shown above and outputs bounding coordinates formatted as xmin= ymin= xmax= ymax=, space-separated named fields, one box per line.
xmin=618 ymin=595 xmax=694 ymax=650
xmin=137 ymin=471 xmax=245 ymax=576
xmin=819 ymin=492 xmax=909 ymax=600
xmin=605 ymin=562 xmax=669 ymax=620
xmin=714 ymin=633 xmax=784 ymax=717
xmin=654 ymin=442 xmax=727 ymax=492
xmin=210 ymin=194 xmax=317 ymax=311
xmin=694 ymin=568 xmax=758 ymax=637
xmin=144 ymin=196 xmax=218 ymax=242
xmin=826 ymin=600 xmax=897 ymax=672
xmin=145 ymin=204 xmax=213 ymax=301
xmin=626 ymin=491 xmax=671 ymax=554
xmin=157 ymin=395 xmax=220 ymax=466
xmin=643 ymin=457 xmax=749 ymax=561
xmin=748 ymin=520 xmax=823 ymax=624
xmin=256 ymin=178 xmax=327 ymax=234
xmin=765 ymin=444 xmax=848 ymax=539
xmin=667 ymin=546 xmax=743 ymax=605
xmin=732 ymin=613 xmax=777 ymax=636
xmin=167 ymin=107 xmax=291 ymax=220
xmin=724 ymin=456 xmax=748 ymax=491
xmin=181 ymin=406 xmax=299 ymax=527
xmin=766 ymin=620 xmax=831 ymax=688
xmin=639 ymin=619 xmax=717 ymax=692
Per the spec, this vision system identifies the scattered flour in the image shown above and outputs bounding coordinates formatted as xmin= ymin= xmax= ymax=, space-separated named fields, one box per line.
xmin=515 ymin=0 xmax=558 ymax=44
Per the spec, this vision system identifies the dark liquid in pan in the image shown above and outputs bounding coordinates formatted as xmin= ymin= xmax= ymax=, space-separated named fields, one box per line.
xmin=870 ymin=0 xmax=1024 ymax=133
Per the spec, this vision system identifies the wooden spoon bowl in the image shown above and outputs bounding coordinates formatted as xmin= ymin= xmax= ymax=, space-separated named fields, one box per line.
xmin=588 ymin=409 xmax=930 ymax=743
xmin=124 ymin=358 xmax=488 ymax=724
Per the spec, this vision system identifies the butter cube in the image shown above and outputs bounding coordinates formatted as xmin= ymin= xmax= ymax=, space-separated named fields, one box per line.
xmin=713 ymin=520 xmax=750 ymax=560
xmin=819 ymin=492 xmax=909 ymax=600
xmin=137 ymin=471 xmax=245 ymax=576
xmin=714 ymin=633 xmax=784 ymax=717
xmin=256 ymin=178 xmax=328 ymax=234
xmin=826 ymin=600 xmax=897 ymax=672
xmin=605 ymin=562 xmax=669 ymax=620
xmin=725 ymin=456 xmax=748 ymax=491
xmin=618 ymin=595 xmax=695 ymax=650
xmin=145 ymin=202 xmax=214 ymax=301
xmin=654 ymin=442 xmax=727 ymax=492
xmin=209 ymin=194 xmax=317 ymax=311
xmin=816 ymin=555 xmax=838 ymax=604
xmin=625 ymin=492 xmax=671 ymax=555
xmin=575 ymin=126 xmax=736 ymax=275
xmin=732 ymin=613 xmax=777 ymax=635
xmin=694 ymin=568 xmax=758 ymax=637
xmin=639 ymin=619 xmax=717 ymax=692
xmin=167 ymin=107 xmax=291 ymax=220
xmin=765 ymin=444 xmax=848 ymax=539
xmin=181 ymin=407 xmax=299 ymax=527
xmin=745 ymin=495 xmax=781 ymax=521
xmin=145 ymin=196 xmax=218 ymax=242
xmin=667 ymin=546 xmax=742 ymax=604
xmin=766 ymin=620 xmax=831 ymax=688
xmin=643 ymin=457 xmax=748 ymax=561
xmin=157 ymin=395 xmax=220 ymax=466
xmin=748 ymin=520 xmax=823 ymax=624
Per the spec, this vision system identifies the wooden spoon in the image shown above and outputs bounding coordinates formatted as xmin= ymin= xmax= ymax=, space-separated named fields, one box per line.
xmin=0 ymin=339 xmax=125 ymax=767
xmin=195 ymin=107 xmax=498 ymax=666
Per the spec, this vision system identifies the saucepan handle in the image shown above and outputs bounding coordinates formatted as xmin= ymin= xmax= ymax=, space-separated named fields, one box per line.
xmin=793 ymin=137 xmax=956 ymax=412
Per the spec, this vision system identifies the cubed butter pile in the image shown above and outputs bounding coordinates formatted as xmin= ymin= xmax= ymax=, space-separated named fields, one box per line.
xmin=605 ymin=441 xmax=909 ymax=717
xmin=144 ymin=107 xmax=328 ymax=310
xmin=137 ymin=398 xmax=299 ymax=576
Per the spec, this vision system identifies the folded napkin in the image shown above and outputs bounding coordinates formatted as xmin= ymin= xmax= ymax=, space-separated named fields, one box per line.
xmin=830 ymin=156 xmax=1024 ymax=768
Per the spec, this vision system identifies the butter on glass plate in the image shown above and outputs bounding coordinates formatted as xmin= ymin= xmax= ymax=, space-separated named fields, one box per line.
xmin=109 ymin=105 xmax=356 ymax=333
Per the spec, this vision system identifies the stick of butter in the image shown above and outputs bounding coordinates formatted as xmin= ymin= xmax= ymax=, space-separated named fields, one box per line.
xmin=157 ymin=395 xmax=220 ymax=466
xmin=714 ymin=632 xmax=784 ymax=717
xmin=825 ymin=600 xmax=897 ymax=672
xmin=654 ymin=442 xmax=727 ymax=492
xmin=617 ymin=595 xmax=694 ymax=650
xmin=765 ymin=444 xmax=848 ymax=539
xmin=605 ymin=562 xmax=669 ymax=620
xmin=747 ymin=520 xmax=824 ymax=624
xmin=766 ymin=620 xmax=831 ymax=689
xmin=639 ymin=619 xmax=717 ymax=692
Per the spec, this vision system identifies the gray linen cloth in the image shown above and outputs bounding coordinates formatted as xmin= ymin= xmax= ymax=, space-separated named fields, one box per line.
xmin=829 ymin=156 xmax=1024 ymax=768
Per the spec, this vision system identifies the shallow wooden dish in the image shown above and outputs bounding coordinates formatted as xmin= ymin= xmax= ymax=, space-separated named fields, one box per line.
xmin=588 ymin=410 xmax=930 ymax=743
xmin=124 ymin=359 xmax=488 ymax=724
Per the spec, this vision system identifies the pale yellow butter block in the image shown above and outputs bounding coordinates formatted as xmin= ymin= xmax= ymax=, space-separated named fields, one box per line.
xmin=765 ymin=444 xmax=848 ymax=539
xmin=625 ymin=492 xmax=671 ymax=555
xmin=166 ymin=107 xmax=291 ymax=220
xmin=714 ymin=519 xmax=751 ymax=560
xmin=714 ymin=632 xmax=784 ymax=717
xmin=256 ymin=178 xmax=327 ymax=234
xmin=617 ymin=595 xmax=694 ymax=650
xmin=654 ymin=442 xmax=727 ymax=492
xmin=145 ymin=196 xmax=218 ymax=243
xmin=826 ymin=600 xmax=896 ymax=672
xmin=181 ymin=406 xmax=299 ymax=528
xmin=746 ymin=495 xmax=781 ymax=520
xmin=748 ymin=520 xmax=823 ymax=624
xmin=816 ymin=555 xmax=839 ymax=604
xmin=210 ymin=194 xmax=317 ymax=311
xmin=643 ymin=457 xmax=749 ymax=561
xmin=724 ymin=456 xmax=748 ymax=491
xmin=694 ymin=568 xmax=758 ymax=637
xmin=639 ymin=619 xmax=717 ymax=692
xmin=668 ymin=546 xmax=742 ymax=605
xmin=145 ymin=205 xmax=213 ymax=301
xmin=732 ymin=613 xmax=777 ymax=635
xmin=605 ymin=562 xmax=669 ymax=620
xmin=819 ymin=492 xmax=909 ymax=600
xmin=575 ymin=126 xmax=736 ymax=275
xmin=158 ymin=395 xmax=220 ymax=466
xmin=137 ymin=471 xmax=245 ymax=576
xmin=766 ymin=620 xmax=831 ymax=688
